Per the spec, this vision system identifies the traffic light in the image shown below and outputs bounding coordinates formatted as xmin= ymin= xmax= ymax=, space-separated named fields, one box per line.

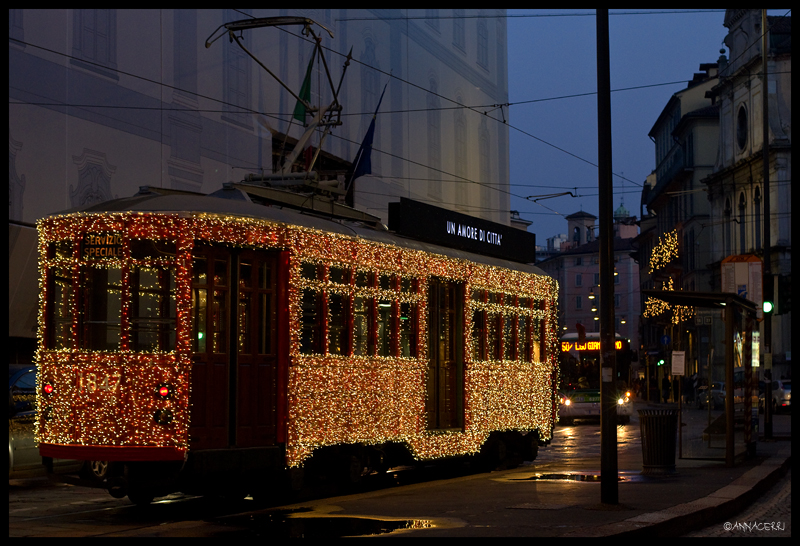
xmin=657 ymin=358 xmax=665 ymax=366
xmin=763 ymin=300 xmax=774 ymax=314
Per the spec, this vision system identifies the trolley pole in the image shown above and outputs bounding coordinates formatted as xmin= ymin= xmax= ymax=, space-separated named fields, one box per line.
xmin=596 ymin=9 xmax=618 ymax=505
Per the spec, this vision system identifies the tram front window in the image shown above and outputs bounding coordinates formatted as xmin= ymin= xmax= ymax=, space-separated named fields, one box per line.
xmin=80 ymin=266 xmax=122 ymax=351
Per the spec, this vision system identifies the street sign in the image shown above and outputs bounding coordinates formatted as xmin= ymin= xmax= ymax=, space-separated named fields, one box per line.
xmin=672 ymin=351 xmax=685 ymax=375
xmin=661 ymin=335 xmax=671 ymax=345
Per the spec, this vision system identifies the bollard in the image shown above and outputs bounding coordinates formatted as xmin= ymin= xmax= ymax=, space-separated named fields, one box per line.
xmin=638 ymin=409 xmax=678 ymax=475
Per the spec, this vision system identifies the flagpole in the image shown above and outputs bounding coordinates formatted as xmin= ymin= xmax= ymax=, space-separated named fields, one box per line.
xmin=345 ymin=82 xmax=388 ymax=207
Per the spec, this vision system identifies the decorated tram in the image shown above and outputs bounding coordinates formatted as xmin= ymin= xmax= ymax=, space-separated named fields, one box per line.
xmin=35 ymin=187 xmax=559 ymax=503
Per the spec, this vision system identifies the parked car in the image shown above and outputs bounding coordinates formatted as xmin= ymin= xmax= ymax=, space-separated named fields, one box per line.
xmin=759 ymin=379 xmax=791 ymax=414
xmin=9 ymin=365 xmax=107 ymax=481
xmin=697 ymin=381 xmax=725 ymax=410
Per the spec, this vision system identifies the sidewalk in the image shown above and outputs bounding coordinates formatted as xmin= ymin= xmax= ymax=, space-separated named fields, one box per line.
xmin=234 ymin=400 xmax=791 ymax=537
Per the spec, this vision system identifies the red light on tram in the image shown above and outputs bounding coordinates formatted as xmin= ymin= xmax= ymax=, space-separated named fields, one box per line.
xmin=44 ymin=384 xmax=54 ymax=395
xmin=156 ymin=384 xmax=173 ymax=399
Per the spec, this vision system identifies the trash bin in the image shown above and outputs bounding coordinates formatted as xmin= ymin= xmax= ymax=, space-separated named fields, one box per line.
xmin=638 ymin=409 xmax=678 ymax=475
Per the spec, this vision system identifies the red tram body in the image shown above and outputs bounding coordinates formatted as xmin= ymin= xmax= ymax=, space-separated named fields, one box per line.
xmin=35 ymin=190 xmax=559 ymax=502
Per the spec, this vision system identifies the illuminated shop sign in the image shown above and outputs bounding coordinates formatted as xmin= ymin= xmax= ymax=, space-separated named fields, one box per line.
xmin=562 ymin=340 xmax=623 ymax=352
xmin=82 ymin=232 xmax=123 ymax=259
xmin=388 ymin=198 xmax=536 ymax=263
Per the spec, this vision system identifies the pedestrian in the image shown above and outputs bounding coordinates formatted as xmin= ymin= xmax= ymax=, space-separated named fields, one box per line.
xmin=662 ymin=375 xmax=670 ymax=404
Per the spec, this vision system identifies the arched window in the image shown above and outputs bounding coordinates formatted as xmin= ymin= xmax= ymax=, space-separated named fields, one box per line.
xmin=754 ymin=187 xmax=762 ymax=251
xmin=738 ymin=192 xmax=746 ymax=252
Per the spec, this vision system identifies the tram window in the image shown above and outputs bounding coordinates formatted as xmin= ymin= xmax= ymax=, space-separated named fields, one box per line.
xmin=377 ymin=299 xmax=392 ymax=357
xmin=401 ymin=277 xmax=414 ymax=294
xmin=488 ymin=313 xmax=501 ymax=360
xmin=353 ymin=296 xmax=372 ymax=356
xmin=47 ymin=267 xmax=73 ymax=350
xmin=503 ymin=315 xmax=514 ymax=360
xmin=472 ymin=309 xmax=486 ymax=361
xmin=80 ymin=266 xmax=122 ymax=351
xmin=211 ymin=289 xmax=227 ymax=353
xmin=193 ymin=256 xmax=207 ymax=284
xmin=239 ymin=260 xmax=253 ymax=289
xmin=214 ymin=259 xmax=228 ymax=286
xmin=471 ymin=289 xmax=485 ymax=302
xmin=131 ymin=266 xmax=176 ymax=352
xmin=192 ymin=288 xmax=208 ymax=353
xmin=379 ymin=274 xmax=392 ymax=291
xmin=301 ymin=262 xmax=319 ymax=281
xmin=130 ymin=239 xmax=176 ymax=260
xmin=259 ymin=261 xmax=271 ymax=289
xmin=399 ymin=302 xmax=417 ymax=358
xmin=238 ymin=289 xmax=252 ymax=354
xmin=532 ymin=317 xmax=542 ymax=362
xmin=47 ymin=240 xmax=73 ymax=260
xmin=518 ymin=315 xmax=530 ymax=362
xmin=328 ymin=292 xmax=348 ymax=356
xmin=329 ymin=265 xmax=349 ymax=285
xmin=300 ymin=289 xmax=321 ymax=354
xmin=355 ymin=270 xmax=372 ymax=288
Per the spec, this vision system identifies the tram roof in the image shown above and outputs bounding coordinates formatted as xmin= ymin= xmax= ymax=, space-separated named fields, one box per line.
xmin=56 ymin=191 xmax=548 ymax=277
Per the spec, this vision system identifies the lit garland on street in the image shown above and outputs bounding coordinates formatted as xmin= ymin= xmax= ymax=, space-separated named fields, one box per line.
xmin=36 ymin=211 xmax=559 ymax=467
xmin=649 ymin=229 xmax=679 ymax=274
xmin=643 ymin=277 xmax=695 ymax=325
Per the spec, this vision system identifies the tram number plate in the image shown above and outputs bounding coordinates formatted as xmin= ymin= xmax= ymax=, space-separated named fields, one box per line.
xmin=77 ymin=370 xmax=121 ymax=395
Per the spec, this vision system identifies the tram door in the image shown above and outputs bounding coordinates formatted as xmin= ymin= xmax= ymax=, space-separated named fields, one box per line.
xmin=190 ymin=245 xmax=281 ymax=450
xmin=427 ymin=278 xmax=464 ymax=430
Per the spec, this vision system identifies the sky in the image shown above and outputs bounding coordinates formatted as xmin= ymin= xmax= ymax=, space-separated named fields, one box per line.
xmin=503 ymin=9 xmax=755 ymax=243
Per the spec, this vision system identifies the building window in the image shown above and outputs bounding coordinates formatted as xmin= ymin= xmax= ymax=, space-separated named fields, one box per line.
xmin=739 ymin=192 xmax=746 ymax=252
xmin=754 ymin=187 xmax=762 ymax=251
xmin=476 ymin=19 xmax=488 ymax=68
xmin=575 ymin=273 xmax=582 ymax=287
xmin=454 ymin=98 xmax=467 ymax=209
xmin=427 ymin=78 xmax=442 ymax=200
xmin=736 ymin=104 xmax=748 ymax=151
xmin=576 ymin=296 xmax=582 ymax=310
xmin=453 ymin=9 xmax=465 ymax=51
xmin=724 ymin=198 xmax=732 ymax=253
xmin=72 ymin=9 xmax=118 ymax=78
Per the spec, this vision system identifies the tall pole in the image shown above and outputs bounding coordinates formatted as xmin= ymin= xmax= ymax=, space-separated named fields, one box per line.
xmin=761 ymin=9 xmax=773 ymax=439
xmin=596 ymin=9 xmax=618 ymax=505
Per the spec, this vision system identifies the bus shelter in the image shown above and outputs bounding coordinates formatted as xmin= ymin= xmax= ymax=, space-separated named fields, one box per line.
xmin=642 ymin=290 xmax=759 ymax=467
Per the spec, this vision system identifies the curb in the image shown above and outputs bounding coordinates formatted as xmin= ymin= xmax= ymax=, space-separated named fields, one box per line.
xmin=565 ymin=446 xmax=791 ymax=537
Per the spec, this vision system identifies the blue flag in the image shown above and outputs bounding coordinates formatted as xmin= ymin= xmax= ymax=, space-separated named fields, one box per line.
xmin=346 ymin=83 xmax=388 ymax=206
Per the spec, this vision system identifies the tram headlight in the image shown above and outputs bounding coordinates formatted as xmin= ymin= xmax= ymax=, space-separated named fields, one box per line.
xmin=617 ymin=398 xmax=625 ymax=405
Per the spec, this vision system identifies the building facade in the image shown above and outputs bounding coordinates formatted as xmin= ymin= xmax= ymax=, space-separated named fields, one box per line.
xmin=538 ymin=210 xmax=640 ymax=379
xmin=9 ymin=9 xmax=512 ymax=361
xmin=636 ymin=63 xmax=720 ymax=381
xmin=702 ymin=9 xmax=792 ymax=380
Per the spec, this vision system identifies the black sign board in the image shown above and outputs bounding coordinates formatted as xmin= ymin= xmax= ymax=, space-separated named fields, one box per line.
xmin=388 ymin=198 xmax=536 ymax=263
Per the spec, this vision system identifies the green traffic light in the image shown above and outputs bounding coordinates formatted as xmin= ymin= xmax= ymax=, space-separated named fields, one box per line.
xmin=763 ymin=300 xmax=774 ymax=313
xmin=658 ymin=359 xmax=665 ymax=366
